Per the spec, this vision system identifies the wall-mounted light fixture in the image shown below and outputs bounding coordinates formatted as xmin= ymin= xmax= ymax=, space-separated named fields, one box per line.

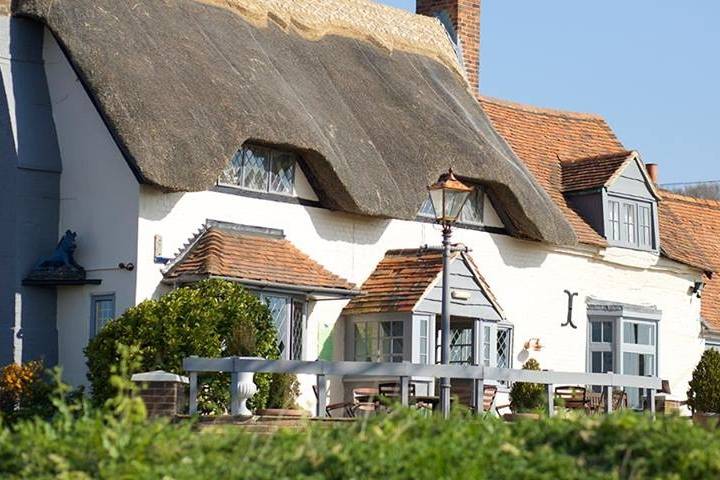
xmin=118 ymin=262 xmax=135 ymax=272
xmin=691 ymin=281 xmax=705 ymax=298
xmin=523 ymin=338 xmax=543 ymax=352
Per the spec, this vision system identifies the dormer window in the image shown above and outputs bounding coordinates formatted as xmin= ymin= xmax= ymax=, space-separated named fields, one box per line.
xmin=219 ymin=144 xmax=296 ymax=195
xmin=562 ymin=151 xmax=660 ymax=253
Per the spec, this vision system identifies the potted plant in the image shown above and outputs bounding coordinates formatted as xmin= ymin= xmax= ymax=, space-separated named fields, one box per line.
xmin=506 ymin=359 xmax=545 ymax=421
xmin=257 ymin=372 xmax=306 ymax=417
xmin=687 ymin=349 xmax=720 ymax=428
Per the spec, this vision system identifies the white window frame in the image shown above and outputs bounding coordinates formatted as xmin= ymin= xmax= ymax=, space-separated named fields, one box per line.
xmin=90 ymin=293 xmax=115 ymax=338
xmin=587 ymin=309 xmax=659 ymax=409
xmin=607 ymin=195 xmax=656 ymax=251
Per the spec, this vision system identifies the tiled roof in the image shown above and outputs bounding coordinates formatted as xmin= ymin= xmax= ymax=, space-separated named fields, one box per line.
xmin=163 ymin=223 xmax=356 ymax=292
xmin=342 ymin=248 xmax=504 ymax=316
xmin=342 ymin=249 xmax=445 ymax=315
xmin=561 ymin=151 xmax=635 ymax=193
xmin=479 ymin=96 xmax=626 ymax=246
xmin=657 ymin=191 xmax=720 ymax=328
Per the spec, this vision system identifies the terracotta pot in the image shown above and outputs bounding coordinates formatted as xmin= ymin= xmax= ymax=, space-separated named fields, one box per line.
xmin=692 ymin=412 xmax=720 ymax=429
xmin=256 ymin=408 xmax=309 ymax=417
xmin=503 ymin=412 xmax=541 ymax=422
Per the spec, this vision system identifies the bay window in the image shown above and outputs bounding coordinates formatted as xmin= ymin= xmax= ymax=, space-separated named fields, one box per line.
xmin=606 ymin=195 xmax=656 ymax=251
xmin=587 ymin=304 xmax=660 ymax=409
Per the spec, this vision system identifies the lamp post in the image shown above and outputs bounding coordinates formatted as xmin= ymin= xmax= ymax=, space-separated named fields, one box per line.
xmin=427 ymin=169 xmax=473 ymax=418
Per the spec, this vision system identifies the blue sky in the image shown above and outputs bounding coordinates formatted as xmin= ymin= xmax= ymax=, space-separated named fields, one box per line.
xmin=377 ymin=1 xmax=720 ymax=185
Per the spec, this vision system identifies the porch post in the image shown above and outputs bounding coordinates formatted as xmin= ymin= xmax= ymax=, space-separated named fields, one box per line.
xmin=316 ymin=374 xmax=327 ymax=418
xmin=605 ymin=385 xmax=613 ymax=414
xmin=440 ymin=225 xmax=452 ymax=419
xmin=472 ymin=318 xmax=482 ymax=414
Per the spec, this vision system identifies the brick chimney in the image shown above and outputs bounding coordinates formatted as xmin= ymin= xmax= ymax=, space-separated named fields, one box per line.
xmin=646 ymin=163 xmax=659 ymax=184
xmin=416 ymin=0 xmax=481 ymax=92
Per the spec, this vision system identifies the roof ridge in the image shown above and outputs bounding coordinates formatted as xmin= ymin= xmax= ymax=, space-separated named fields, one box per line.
xmin=561 ymin=150 xmax=635 ymax=166
xmin=478 ymin=95 xmax=609 ymax=121
xmin=661 ymin=189 xmax=720 ymax=208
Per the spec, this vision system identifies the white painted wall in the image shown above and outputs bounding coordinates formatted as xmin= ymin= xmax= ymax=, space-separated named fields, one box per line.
xmin=43 ymin=30 xmax=140 ymax=386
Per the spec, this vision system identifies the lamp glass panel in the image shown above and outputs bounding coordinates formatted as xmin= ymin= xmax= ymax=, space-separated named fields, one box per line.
xmin=429 ymin=189 xmax=446 ymax=221
xmin=444 ymin=189 xmax=471 ymax=222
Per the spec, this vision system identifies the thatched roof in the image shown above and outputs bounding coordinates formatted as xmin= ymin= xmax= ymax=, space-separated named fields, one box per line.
xmin=14 ymin=0 xmax=576 ymax=244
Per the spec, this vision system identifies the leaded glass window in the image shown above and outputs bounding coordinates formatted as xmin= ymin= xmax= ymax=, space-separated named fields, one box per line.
xmin=219 ymin=144 xmax=297 ymax=195
xmin=258 ymin=293 xmax=306 ymax=361
xmin=497 ymin=327 xmax=512 ymax=369
xmin=265 ymin=295 xmax=288 ymax=356
xmin=242 ymin=147 xmax=270 ymax=191
xmin=460 ymin=189 xmax=484 ymax=225
xmin=448 ymin=328 xmax=473 ymax=365
xmin=290 ymin=300 xmax=304 ymax=360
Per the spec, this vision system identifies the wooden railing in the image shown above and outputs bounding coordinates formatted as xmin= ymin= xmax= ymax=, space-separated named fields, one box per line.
xmin=182 ymin=357 xmax=662 ymax=417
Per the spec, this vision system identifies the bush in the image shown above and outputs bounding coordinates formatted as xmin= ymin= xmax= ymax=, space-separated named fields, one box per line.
xmin=3 ymin=396 xmax=720 ymax=479
xmin=0 ymin=361 xmax=54 ymax=423
xmin=509 ymin=358 xmax=545 ymax=413
xmin=266 ymin=373 xmax=300 ymax=410
xmin=687 ymin=349 xmax=720 ymax=414
xmin=85 ymin=279 xmax=279 ymax=412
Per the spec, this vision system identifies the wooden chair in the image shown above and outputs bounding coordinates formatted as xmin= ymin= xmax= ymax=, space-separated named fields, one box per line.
xmin=481 ymin=384 xmax=498 ymax=413
xmin=378 ymin=382 xmax=417 ymax=399
xmin=555 ymin=386 xmax=589 ymax=412
xmin=352 ymin=387 xmax=380 ymax=415
xmin=601 ymin=389 xmax=627 ymax=412
xmin=312 ymin=385 xmax=356 ymax=418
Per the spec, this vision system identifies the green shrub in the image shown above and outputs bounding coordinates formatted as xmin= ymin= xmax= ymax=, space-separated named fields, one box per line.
xmin=509 ymin=358 xmax=546 ymax=413
xmin=266 ymin=373 xmax=300 ymax=410
xmin=687 ymin=349 xmax=720 ymax=414
xmin=3 ymin=394 xmax=720 ymax=479
xmin=85 ymin=279 xmax=279 ymax=412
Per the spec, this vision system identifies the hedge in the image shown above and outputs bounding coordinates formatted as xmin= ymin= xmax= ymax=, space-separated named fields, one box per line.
xmin=2 ymin=407 xmax=720 ymax=479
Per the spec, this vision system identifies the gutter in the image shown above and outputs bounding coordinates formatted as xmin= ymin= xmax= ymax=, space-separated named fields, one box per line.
xmin=164 ymin=274 xmax=361 ymax=299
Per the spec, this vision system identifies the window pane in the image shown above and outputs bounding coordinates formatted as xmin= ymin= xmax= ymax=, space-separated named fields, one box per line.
xmin=623 ymin=203 xmax=636 ymax=244
xmin=460 ymin=190 xmax=483 ymax=225
xmin=382 ymin=338 xmax=391 ymax=355
xmin=603 ymin=351 xmax=613 ymax=373
xmin=381 ymin=322 xmax=392 ymax=337
xmin=609 ymin=201 xmax=621 ymax=241
xmin=591 ymin=322 xmax=602 ymax=343
xmin=219 ymin=150 xmax=243 ymax=185
xmin=93 ymin=297 xmax=115 ymax=334
xmin=624 ymin=322 xmax=655 ymax=346
xmin=290 ymin=301 xmax=303 ymax=360
xmin=241 ymin=146 xmax=269 ymax=191
xmin=265 ymin=296 xmax=288 ymax=356
xmin=392 ymin=321 xmax=403 ymax=337
xmin=354 ymin=324 xmax=367 ymax=361
xmin=603 ymin=322 xmax=613 ymax=343
xmin=392 ymin=339 xmax=403 ymax=354
xmin=591 ymin=351 xmax=602 ymax=373
xmin=497 ymin=327 xmax=511 ymax=369
xmin=269 ymin=152 xmax=295 ymax=194
xmin=639 ymin=206 xmax=652 ymax=248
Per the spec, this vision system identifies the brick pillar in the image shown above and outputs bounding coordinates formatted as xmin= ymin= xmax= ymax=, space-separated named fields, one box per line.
xmin=131 ymin=370 xmax=189 ymax=417
xmin=416 ymin=0 xmax=481 ymax=92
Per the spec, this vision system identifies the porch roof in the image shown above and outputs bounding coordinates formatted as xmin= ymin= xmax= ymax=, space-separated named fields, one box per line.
xmin=342 ymin=248 xmax=504 ymax=317
xmin=162 ymin=221 xmax=357 ymax=296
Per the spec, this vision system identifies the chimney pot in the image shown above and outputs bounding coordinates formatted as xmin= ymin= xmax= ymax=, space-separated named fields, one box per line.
xmin=646 ymin=163 xmax=659 ymax=184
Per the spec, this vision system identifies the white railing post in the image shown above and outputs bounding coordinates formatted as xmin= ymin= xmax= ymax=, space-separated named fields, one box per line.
xmin=605 ymin=385 xmax=613 ymax=414
xmin=400 ymin=376 xmax=410 ymax=407
xmin=473 ymin=378 xmax=485 ymax=414
xmin=316 ymin=374 xmax=327 ymax=418
xmin=547 ymin=383 xmax=555 ymax=416
xmin=648 ymin=387 xmax=656 ymax=419
xmin=189 ymin=371 xmax=198 ymax=415
xmin=230 ymin=372 xmax=239 ymax=415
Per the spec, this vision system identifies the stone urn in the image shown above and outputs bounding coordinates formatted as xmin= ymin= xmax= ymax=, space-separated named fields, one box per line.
xmin=230 ymin=357 xmax=260 ymax=417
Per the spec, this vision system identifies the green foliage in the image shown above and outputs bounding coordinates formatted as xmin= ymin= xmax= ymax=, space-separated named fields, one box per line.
xmin=0 ymin=361 xmax=55 ymax=423
xmin=509 ymin=358 xmax=546 ymax=413
xmin=266 ymin=373 xmax=300 ymax=410
xmin=3 ymin=396 xmax=720 ymax=479
xmin=687 ymin=349 xmax=720 ymax=413
xmin=85 ymin=279 xmax=279 ymax=412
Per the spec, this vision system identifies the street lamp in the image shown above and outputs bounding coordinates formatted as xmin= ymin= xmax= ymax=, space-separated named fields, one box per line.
xmin=427 ymin=169 xmax=473 ymax=418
